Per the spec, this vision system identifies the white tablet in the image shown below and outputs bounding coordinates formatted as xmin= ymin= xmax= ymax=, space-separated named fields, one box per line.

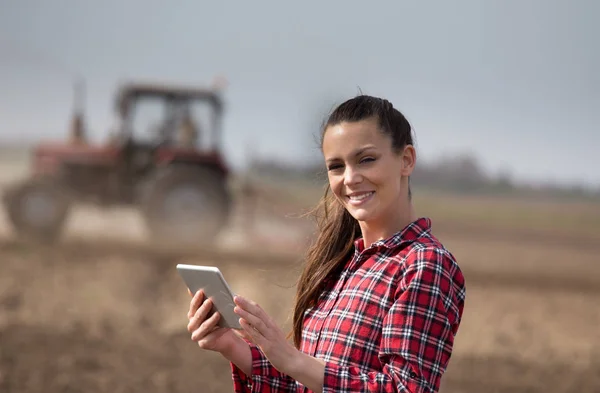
xmin=176 ymin=264 xmax=241 ymax=329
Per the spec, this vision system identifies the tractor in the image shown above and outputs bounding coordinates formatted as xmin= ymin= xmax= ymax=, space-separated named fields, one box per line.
xmin=1 ymin=78 xmax=233 ymax=247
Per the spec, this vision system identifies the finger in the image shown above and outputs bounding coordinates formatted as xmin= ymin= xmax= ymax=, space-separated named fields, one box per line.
xmin=187 ymin=290 xmax=205 ymax=319
xmin=188 ymin=290 xmax=203 ymax=319
xmin=235 ymin=296 xmax=269 ymax=323
xmin=193 ymin=298 xmax=214 ymax=323
xmin=233 ymin=296 xmax=272 ymax=332
xmin=192 ymin=310 xmax=221 ymax=341
xmin=187 ymin=298 xmax=213 ymax=333
xmin=235 ymin=306 xmax=269 ymax=338
xmin=191 ymin=313 xmax=221 ymax=342
xmin=239 ymin=317 xmax=261 ymax=344
xmin=234 ymin=295 xmax=255 ymax=310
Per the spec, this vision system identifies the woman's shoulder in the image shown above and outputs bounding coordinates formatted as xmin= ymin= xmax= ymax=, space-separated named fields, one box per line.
xmin=359 ymin=218 xmax=462 ymax=284
xmin=408 ymin=233 xmax=457 ymax=261
xmin=381 ymin=224 xmax=462 ymax=282
xmin=406 ymin=239 xmax=461 ymax=275
xmin=378 ymin=218 xmax=458 ymax=264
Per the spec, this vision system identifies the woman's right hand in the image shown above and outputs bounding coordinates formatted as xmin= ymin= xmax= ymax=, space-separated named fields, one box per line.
xmin=186 ymin=289 xmax=242 ymax=354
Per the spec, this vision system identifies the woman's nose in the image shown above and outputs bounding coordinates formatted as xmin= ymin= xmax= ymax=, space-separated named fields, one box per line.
xmin=344 ymin=167 xmax=362 ymax=185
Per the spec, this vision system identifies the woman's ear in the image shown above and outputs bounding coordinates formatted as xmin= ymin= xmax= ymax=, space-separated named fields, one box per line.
xmin=401 ymin=145 xmax=416 ymax=176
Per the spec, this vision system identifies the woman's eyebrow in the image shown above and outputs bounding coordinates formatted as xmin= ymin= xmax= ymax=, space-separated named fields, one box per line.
xmin=325 ymin=145 xmax=377 ymax=164
xmin=352 ymin=145 xmax=377 ymax=156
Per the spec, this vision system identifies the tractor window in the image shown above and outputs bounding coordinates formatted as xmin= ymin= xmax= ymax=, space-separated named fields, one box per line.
xmin=186 ymin=101 xmax=214 ymax=148
xmin=127 ymin=95 xmax=217 ymax=149
xmin=130 ymin=97 xmax=170 ymax=144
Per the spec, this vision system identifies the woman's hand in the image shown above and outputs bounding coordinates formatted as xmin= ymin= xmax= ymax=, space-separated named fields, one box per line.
xmin=233 ymin=295 xmax=302 ymax=376
xmin=187 ymin=289 xmax=243 ymax=355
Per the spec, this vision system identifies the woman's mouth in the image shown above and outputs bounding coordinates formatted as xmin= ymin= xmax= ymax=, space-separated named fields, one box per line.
xmin=346 ymin=191 xmax=375 ymax=206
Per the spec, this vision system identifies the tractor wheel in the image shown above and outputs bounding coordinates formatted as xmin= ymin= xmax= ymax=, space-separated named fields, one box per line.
xmin=2 ymin=178 xmax=71 ymax=243
xmin=140 ymin=165 xmax=231 ymax=248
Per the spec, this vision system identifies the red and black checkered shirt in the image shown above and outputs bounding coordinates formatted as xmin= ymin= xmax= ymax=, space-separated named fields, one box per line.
xmin=231 ymin=217 xmax=466 ymax=393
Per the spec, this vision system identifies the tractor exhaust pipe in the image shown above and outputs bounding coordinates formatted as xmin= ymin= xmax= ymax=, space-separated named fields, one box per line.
xmin=68 ymin=78 xmax=87 ymax=144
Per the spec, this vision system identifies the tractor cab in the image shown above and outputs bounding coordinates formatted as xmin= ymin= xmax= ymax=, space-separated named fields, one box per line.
xmin=104 ymin=82 xmax=230 ymax=189
xmin=110 ymin=82 xmax=224 ymax=152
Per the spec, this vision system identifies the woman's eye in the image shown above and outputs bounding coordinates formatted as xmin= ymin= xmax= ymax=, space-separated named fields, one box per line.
xmin=327 ymin=164 xmax=343 ymax=171
xmin=360 ymin=157 xmax=375 ymax=164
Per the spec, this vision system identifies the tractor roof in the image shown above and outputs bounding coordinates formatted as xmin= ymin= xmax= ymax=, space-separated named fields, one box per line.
xmin=116 ymin=81 xmax=224 ymax=113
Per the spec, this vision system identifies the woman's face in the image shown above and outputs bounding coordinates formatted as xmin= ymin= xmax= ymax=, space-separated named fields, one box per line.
xmin=322 ymin=117 xmax=415 ymax=224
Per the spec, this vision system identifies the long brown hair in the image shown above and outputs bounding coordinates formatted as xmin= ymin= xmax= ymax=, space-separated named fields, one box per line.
xmin=290 ymin=95 xmax=414 ymax=348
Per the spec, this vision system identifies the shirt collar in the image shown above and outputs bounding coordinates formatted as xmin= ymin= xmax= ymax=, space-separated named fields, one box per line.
xmin=353 ymin=217 xmax=432 ymax=253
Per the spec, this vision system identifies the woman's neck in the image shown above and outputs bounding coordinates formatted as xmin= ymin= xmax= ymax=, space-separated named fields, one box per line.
xmin=359 ymin=203 xmax=417 ymax=248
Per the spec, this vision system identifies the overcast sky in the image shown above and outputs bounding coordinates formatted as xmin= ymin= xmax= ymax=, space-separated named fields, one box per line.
xmin=0 ymin=0 xmax=598 ymax=187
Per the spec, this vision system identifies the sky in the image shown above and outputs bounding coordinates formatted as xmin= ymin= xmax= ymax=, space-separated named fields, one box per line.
xmin=0 ymin=0 xmax=598 ymax=187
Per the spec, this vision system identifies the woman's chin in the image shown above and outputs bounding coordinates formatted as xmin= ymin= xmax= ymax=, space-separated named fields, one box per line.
xmin=347 ymin=207 xmax=378 ymax=223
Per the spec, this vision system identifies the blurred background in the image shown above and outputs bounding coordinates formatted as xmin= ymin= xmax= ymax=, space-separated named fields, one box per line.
xmin=0 ymin=1 xmax=599 ymax=392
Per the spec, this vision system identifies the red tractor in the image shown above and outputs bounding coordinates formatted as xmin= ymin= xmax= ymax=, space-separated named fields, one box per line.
xmin=2 ymin=79 xmax=233 ymax=247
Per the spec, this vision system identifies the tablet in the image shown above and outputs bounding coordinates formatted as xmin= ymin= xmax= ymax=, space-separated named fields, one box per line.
xmin=176 ymin=264 xmax=241 ymax=329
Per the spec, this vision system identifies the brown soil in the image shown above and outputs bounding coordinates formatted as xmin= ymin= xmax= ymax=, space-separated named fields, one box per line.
xmin=0 ymin=170 xmax=599 ymax=392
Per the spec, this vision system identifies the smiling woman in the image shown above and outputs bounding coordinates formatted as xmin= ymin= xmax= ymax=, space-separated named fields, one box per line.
xmin=322 ymin=114 xmax=416 ymax=246
xmin=185 ymin=95 xmax=467 ymax=393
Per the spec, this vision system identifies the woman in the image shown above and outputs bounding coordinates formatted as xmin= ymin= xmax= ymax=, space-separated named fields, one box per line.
xmin=186 ymin=95 xmax=467 ymax=393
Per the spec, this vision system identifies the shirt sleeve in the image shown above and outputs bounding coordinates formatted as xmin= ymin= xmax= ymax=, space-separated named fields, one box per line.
xmin=231 ymin=340 xmax=300 ymax=392
xmin=322 ymin=246 xmax=466 ymax=393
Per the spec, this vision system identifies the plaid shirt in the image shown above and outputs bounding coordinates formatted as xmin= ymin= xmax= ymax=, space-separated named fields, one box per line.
xmin=230 ymin=217 xmax=466 ymax=393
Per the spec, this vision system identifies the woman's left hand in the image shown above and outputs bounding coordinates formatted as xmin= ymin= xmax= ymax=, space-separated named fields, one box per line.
xmin=233 ymin=295 xmax=300 ymax=375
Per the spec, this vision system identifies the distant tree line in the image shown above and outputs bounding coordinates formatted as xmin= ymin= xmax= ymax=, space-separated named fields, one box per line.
xmin=247 ymin=153 xmax=600 ymax=202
